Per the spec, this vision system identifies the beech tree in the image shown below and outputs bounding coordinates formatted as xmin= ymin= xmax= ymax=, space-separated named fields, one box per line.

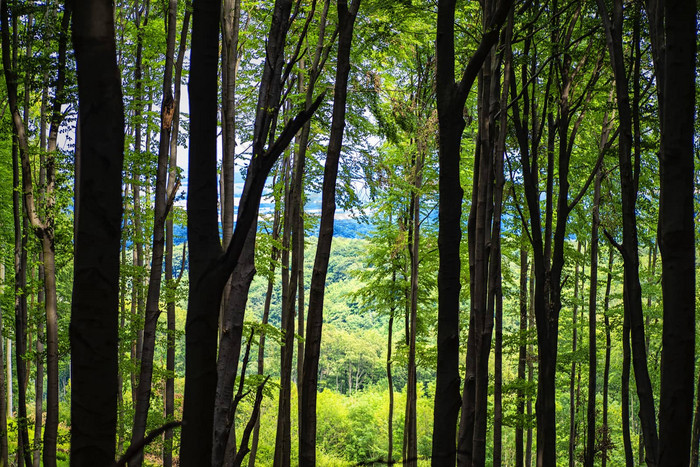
xmin=69 ymin=0 xmax=124 ymax=464
xmin=181 ymin=0 xmax=323 ymax=463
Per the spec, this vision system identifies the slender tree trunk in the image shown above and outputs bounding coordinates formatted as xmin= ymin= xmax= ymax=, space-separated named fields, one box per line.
xmin=492 ymin=29 xmax=510 ymax=463
xmin=403 ymin=147 xmax=423 ymax=467
xmin=132 ymin=1 xmax=148 ymax=375
xmin=182 ymin=0 xmax=322 ymax=462
xmin=602 ymin=247 xmax=613 ymax=467
xmin=118 ymin=186 xmax=128 ymax=458
xmin=248 ymin=207 xmax=281 ymax=467
xmin=657 ymin=2 xmax=696 ymax=465
xmin=274 ymin=147 xmax=296 ymax=467
xmin=621 ymin=303 xmax=634 ymax=466
xmin=129 ymin=0 xmax=180 ymax=462
xmin=596 ymin=2 xmax=659 ymax=463
xmin=516 ymin=243 xmax=528 ymax=467
xmin=0 ymin=263 xmax=8 ymax=467
xmin=569 ymin=242 xmax=582 ymax=467
xmin=387 ymin=291 xmax=395 ymax=465
xmin=35 ymin=81 xmax=46 ymax=462
xmin=217 ymin=0 xmax=240 ymax=368
xmin=70 ymin=0 xmax=124 ymax=463
xmin=6 ymin=339 xmax=10 ymax=421
xmin=433 ymin=1 xmax=512 ymax=463
xmin=459 ymin=26 xmax=498 ymax=466
xmin=163 ymin=7 xmax=190 ymax=467
xmin=526 ymin=263 xmax=534 ymax=467
xmin=299 ymin=3 xmax=361 ymax=464
xmin=584 ymin=169 xmax=601 ymax=467
xmin=2 ymin=9 xmax=32 ymax=466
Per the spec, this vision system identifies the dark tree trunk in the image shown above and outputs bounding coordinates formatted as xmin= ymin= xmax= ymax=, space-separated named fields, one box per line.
xmin=526 ymin=264 xmax=534 ymax=467
xmin=403 ymin=147 xmax=423 ymax=467
xmin=569 ymin=242 xmax=583 ymax=467
xmin=602 ymin=247 xmax=613 ymax=467
xmin=459 ymin=22 xmax=498 ymax=465
xmin=0 ymin=263 xmax=7 ymax=467
xmin=621 ymin=304 xmax=634 ymax=466
xmin=248 ymin=205 xmax=281 ymax=467
xmin=2 ymin=5 xmax=70 ymax=466
xmin=491 ymin=44 xmax=509 ymax=461
xmin=182 ymin=0 xmax=322 ymax=462
xmin=69 ymin=0 xmax=124 ymax=463
xmin=657 ymin=2 xmax=696 ymax=465
xmin=596 ymin=2 xmax=659 ymax=463
xmin=299 ymin=2 xmax=361 ymax=464
xmin=432 ymin=1 xmax=512 ymax=464
xmin=163 ymin=7 xmax=190 ymax=467
xmin=274 ymin=149 xmax=297 ymax=467
xmin=516 ymin=243 xmax=528 ymax=467
xmin=584 ymin=169 xmax=602 ymax=467
xmin=129 ymin=0 xmax=181 ymax=462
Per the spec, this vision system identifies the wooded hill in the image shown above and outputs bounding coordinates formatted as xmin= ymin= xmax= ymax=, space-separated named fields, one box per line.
xmin=0 ymin=0 xmax=697 ymax=466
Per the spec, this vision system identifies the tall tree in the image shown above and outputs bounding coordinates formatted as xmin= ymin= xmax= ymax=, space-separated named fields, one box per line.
xmin=432 ymin=0 xmax=512 ymax=464
xmin=129 ymin=0 xmax=183 ymax=462
xmin=596 ymin=1 xmax=659 ymax=463
xmin=163 ymin=5 xmax=191 ymax=466
xmin=1 ymin=4 xmax=71 ymax=465
xmin=0 ymin=261 xmax=8 ymax=467
xmin=299 ymin=1 xmax=361 ymax=464
xmin=69 ymin=0 xmax=124 ymax=463
xmin=181 ymin=0 xmax=323 ymax=462
xmin=213 ymin=2 xmax=324 ymax=464
xmin=657 ymin=1 xmax=696 ymax=465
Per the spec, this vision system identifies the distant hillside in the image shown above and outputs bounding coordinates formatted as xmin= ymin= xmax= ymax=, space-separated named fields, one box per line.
xmin=172 ymin=215 xmax=372 ymax=245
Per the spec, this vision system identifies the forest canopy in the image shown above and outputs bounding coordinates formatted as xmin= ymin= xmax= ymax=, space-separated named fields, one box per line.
xmin=0 ymin=0 xmax=697 ymax=466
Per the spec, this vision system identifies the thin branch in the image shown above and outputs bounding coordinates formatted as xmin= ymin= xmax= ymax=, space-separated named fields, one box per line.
xmin=113 ymin=421 xmax=183 ymax=467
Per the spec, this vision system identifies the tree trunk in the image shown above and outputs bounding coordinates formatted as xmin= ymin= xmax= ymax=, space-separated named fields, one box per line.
xmin=526 ymin=263 xmax=534 ymax=467
xmin=274 ymin=148 xmax=297 ymax=467
xmin=602 ymin=247 xmax=613 ymax=467
xmin=621 ymin=303 xmax=634 ymax=466
xmin=69 ymin=0 xmax=124 ymax=463
xmin=163 ymin=7 xmax=191 ymax=467
xmin=459 ymin=32 xmax=497 ymax=467
xmin=433 ymin=1 xmax=512 ymax=463
xmin=492 ymin=28 xmax=510 ymax=463
xmin=403 ymin=147 xmax=423 ymax=467
xmin=387 ymin=295 xmax=395 ymax=465
xmin=584 ymin=169 xmax=601 ymax=467
xmin=181 ymin=0 xmax=323 ymax=462
xmin=569 ymin=242 xmax=582 ymax=467
xmin=2 ymin=8 xmax=33 ymax=466
xmin=248 ymin=206 xmax=281 ymax=467
xmin=299 ymin=3 xmax=361 ymax=464
xmin=597 ymin=2 xmax=660 ymax=464
xmin=129 ymin=0 xmax=181 ymax=461
xmin=657 ymin=2 xmax=696 ymax=465
xmin=0 ymin=263 xmax=8 ymax=467
xmin=516 ymin=242 xmax=527 ymax=467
